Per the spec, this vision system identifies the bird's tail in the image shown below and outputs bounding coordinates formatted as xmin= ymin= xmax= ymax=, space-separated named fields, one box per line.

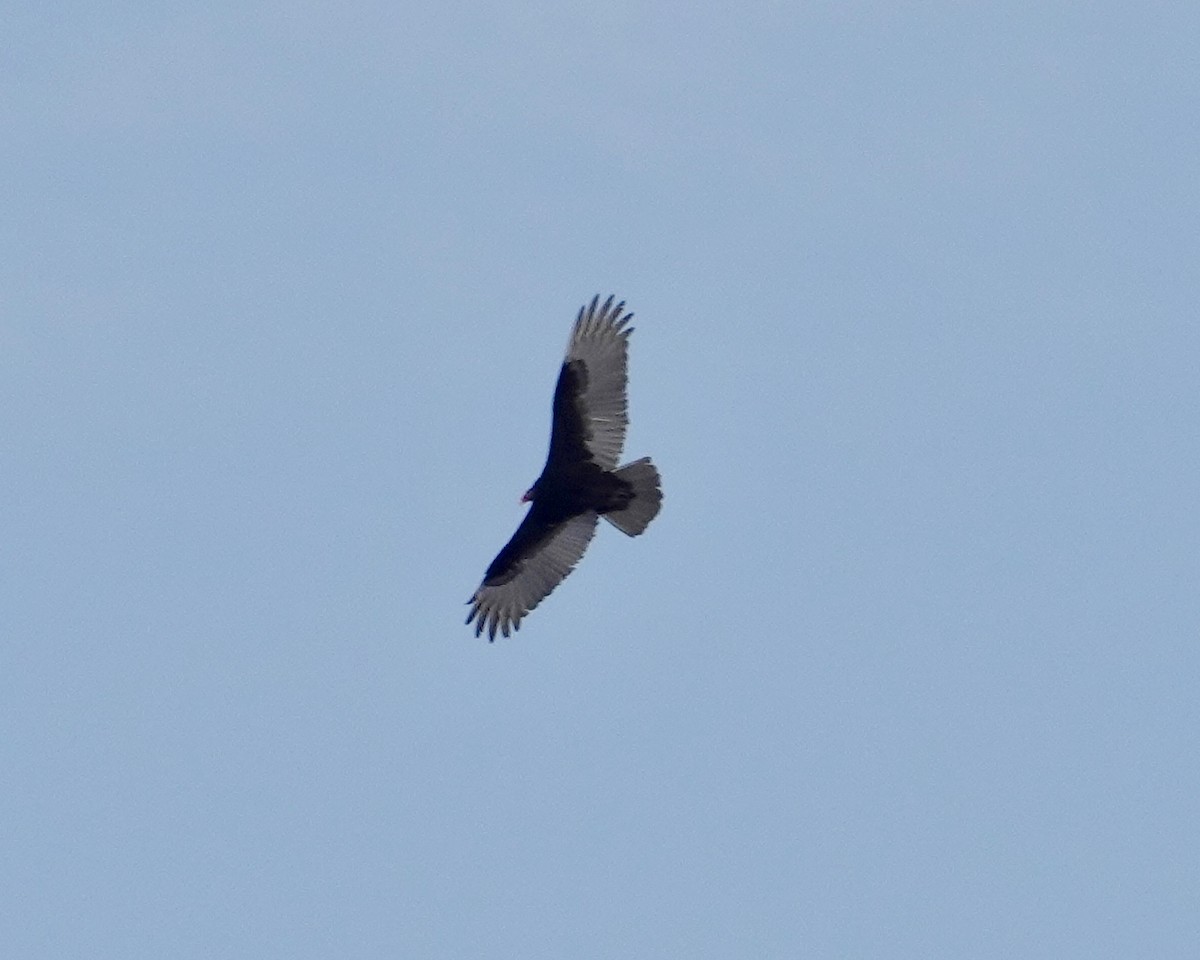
xmin=604 ymin=457 xmax=662 ymax=537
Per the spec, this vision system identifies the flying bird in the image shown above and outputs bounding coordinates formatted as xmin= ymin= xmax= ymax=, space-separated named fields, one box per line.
xmin=466 ymin=295 xmax=662 ymax=641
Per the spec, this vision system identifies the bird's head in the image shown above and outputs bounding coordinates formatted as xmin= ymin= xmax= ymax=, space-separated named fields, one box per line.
xmin=521 ymin=479 xmax=540 ymax=503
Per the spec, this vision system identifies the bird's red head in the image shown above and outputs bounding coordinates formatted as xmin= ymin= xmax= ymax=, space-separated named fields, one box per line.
xmin=521 ymin=487 xmax=535 ymax=503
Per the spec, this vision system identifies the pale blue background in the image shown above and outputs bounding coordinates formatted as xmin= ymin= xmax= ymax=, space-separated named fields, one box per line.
xmin=4 ymin=3 xmax=1198 ymax=957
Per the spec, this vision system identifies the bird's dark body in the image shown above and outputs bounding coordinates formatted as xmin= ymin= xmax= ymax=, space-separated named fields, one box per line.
xmin=482 ymin=465 xmax=633 ymax=586
xmin=482 ymin=361 xmax=633 ymax=586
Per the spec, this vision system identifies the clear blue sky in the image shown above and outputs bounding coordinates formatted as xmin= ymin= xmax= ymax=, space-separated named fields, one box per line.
xmin=4 ymin=3 xmax=1198 ymax=957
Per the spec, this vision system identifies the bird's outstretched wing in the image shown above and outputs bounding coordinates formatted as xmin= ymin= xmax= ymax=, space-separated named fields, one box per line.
xmin=465 ymin=510 xmax=600 ymax=641
xmin=548 ymin=295 xmax=633 ymax=470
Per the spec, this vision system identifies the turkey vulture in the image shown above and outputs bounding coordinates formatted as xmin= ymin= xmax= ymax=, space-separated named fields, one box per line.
xmin=466 ymin=295 xmax=662 ymax=641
